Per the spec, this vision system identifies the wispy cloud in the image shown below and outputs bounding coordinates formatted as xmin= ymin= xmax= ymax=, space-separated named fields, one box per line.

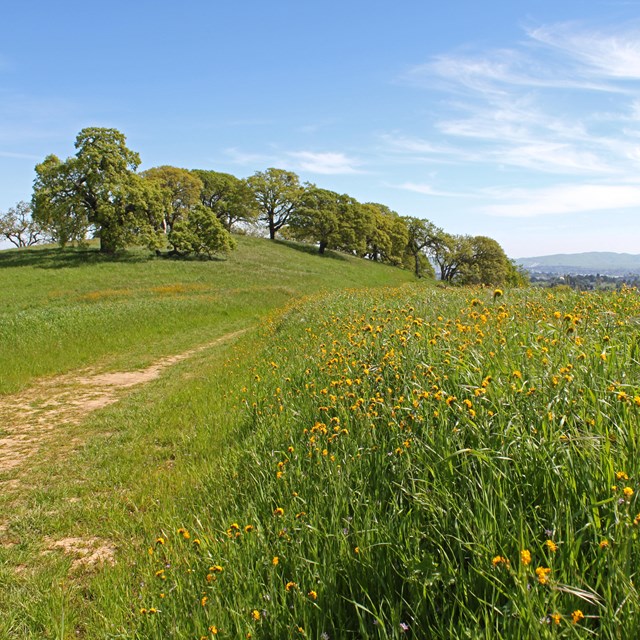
xmin=481 ymin=183 xmax=640 ymax=217
xmin=394 ymin=21 xmax=640 ymax=181
xmin=378 ymin=133 xmax=464 ymax=162
xmin=287 ymin=151 xmax=362 ymax=174
xmin=0 ymin=150 xmax=41 ymax=160
xmin=394 ymin=182 xmax=469 ymax=197
xmin=528 ymin=23 xmax=640 ymax=79
xmin=224 ymin=147 xmax=276 ymax=166
xmin=225 ymin=147 xmax=363 ymax=175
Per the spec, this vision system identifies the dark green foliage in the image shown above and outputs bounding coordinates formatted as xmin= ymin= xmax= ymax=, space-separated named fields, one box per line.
xmin=192 ymin=169 xmax=258 ymax=231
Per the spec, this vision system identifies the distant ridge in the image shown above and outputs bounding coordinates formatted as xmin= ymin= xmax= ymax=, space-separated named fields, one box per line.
xmin=516 ymin=251 xmax=640 ymax=276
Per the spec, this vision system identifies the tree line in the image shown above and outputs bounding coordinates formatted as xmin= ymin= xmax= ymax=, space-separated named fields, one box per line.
xmin=0 ymin=127 xmax=526 ymax=285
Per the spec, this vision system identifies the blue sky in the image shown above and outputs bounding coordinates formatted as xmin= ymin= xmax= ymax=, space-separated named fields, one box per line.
xmin=2 ymin=0 xmax=640 ymax=257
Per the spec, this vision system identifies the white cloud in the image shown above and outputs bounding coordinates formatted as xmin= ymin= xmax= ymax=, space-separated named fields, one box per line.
xmin=224 ymin=148 xmax=362 ymax=175
xmin=495 ymin=142 xmax=614 ymax=174
xmin=481 ymin=183 xmax=640 ymax=217
xmin=396 ymin=21 xmax=640 ymax=180
xmin=224 ymin=147 xmax=275 ymax=166
xmin=0 ymin=150 xmax=40 ymax=160
xmin=286 ymin=151 xmax=362 ymax=174
xmin=395 ymin=182 xmax=469 ymax=197
xmin=528 ymin=24 xmax=640 ymax=79
xmin=406 ymin=48 xmax=622 ymax=94
xmin=378 ymin=133 xmax=464 ymax=161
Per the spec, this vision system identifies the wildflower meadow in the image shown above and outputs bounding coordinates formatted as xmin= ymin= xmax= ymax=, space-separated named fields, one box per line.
xmin=131 ymin=285 xmax=640 ymax=639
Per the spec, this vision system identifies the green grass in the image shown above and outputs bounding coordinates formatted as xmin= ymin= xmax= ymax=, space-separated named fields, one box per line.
xmin=0 ymin=237 xmax=414 ymax=393
xmin=121 ymin=285 xmax=640 ymax=639
xmin=0 ymin=237 xmax=415 ymax=639
xmin=3 ymin=240 xmax=640 ymax=638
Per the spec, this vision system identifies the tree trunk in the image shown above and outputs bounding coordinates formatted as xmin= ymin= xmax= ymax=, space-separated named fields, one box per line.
xmin=414 ymin=252 xmax=421 ymax=277
xmin=99 ymin=228 xmax=117 ymax=254
xmin=319 ymin=240 xmax=327 ymax=254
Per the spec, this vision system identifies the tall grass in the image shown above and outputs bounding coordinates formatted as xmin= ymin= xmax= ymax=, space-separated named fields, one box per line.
xmin=128 ymin=285 xmax=640 ymax=639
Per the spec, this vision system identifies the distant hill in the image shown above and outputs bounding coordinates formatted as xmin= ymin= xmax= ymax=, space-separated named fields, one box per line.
xmin=516 ymin=252 xmax=640 ymax=276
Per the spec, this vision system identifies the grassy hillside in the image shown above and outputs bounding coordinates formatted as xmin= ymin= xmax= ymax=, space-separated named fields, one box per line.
xmin=0 ymin=238 xmax=416 ymax=639
xmin=0 ymin=236 xmax=414 ymax=394
xmin=4 ymin=240 xmax=638 ymax=639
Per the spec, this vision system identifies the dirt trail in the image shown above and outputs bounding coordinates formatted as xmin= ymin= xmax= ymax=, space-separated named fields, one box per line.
xmin=0 ymin=329 xmax=247 ymax=477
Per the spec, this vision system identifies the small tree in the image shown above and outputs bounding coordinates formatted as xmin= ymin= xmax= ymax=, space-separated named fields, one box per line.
xmin=431 ymin=233 xmax=475 ymax=283
xmin=288 ymin=186 xmax=362 ymax=254
xmin=0 ymin=201 xmax=48 ymax=248
xmin=168 ymin=205 xmax=236 ymax=258
xmin=363 ymin=203 xmax=408 ymax=265
xmin=403 ymin=216 xmax=440 ymax=278
xmin=459 ymin=236 xmax=511 ymax=286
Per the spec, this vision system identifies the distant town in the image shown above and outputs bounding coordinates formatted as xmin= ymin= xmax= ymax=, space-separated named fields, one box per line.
xmin=516 ymin=252 xmax=640 ymax=290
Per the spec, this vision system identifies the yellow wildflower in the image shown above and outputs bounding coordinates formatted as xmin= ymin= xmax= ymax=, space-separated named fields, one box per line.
xmin=520 ymin=549 xmax=531 ymax=566
xmin=535 ymin=566 xmax=551 ymax=585
xmin=491 ymin=555 xmax=509 ymax=568
xmin=571 ymin=610 xmax=585 ymax=625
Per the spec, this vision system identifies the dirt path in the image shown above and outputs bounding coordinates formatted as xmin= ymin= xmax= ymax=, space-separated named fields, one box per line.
xmin=0 ymin=329 xmax=247 ymax=478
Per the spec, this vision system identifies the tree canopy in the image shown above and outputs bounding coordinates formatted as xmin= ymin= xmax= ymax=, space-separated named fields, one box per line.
xmin=32 ymin=127 xmax=166 ymax=253
xmin=246 ymin=168 xmax=304 ymax=240
xmin=142 ymin=166 xmax=203 ymax=234
xmin=23 ymin=125 xmax=522 ymax=284
xmin=288 ymin=187 xmax=359 ymax=254
xmin=192 ymin=170 xmax=257 ymax=231
xmin=168 ymin=204 xmax=237 ymax=258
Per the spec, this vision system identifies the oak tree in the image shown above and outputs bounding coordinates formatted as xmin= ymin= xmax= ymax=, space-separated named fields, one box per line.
xmin=32 ymin=127 xmax=166 ymax=253
xmin=246 ymin=168 xmax=304 ymax=239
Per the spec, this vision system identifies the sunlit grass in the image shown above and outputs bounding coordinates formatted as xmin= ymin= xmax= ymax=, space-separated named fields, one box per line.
xmin=0 ymin=237 xmax=413 ymax=393
xmin=4 ymin=239 xmax=640 ymax=638
xmin=128 ymin=285 xmax=640 ymax=639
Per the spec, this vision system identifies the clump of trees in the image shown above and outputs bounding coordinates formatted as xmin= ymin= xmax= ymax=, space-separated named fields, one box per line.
xmin=1 ymin=126 xmax=525 ymax=284
xmin=29 ymin=128 xmax=235 ymax=258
